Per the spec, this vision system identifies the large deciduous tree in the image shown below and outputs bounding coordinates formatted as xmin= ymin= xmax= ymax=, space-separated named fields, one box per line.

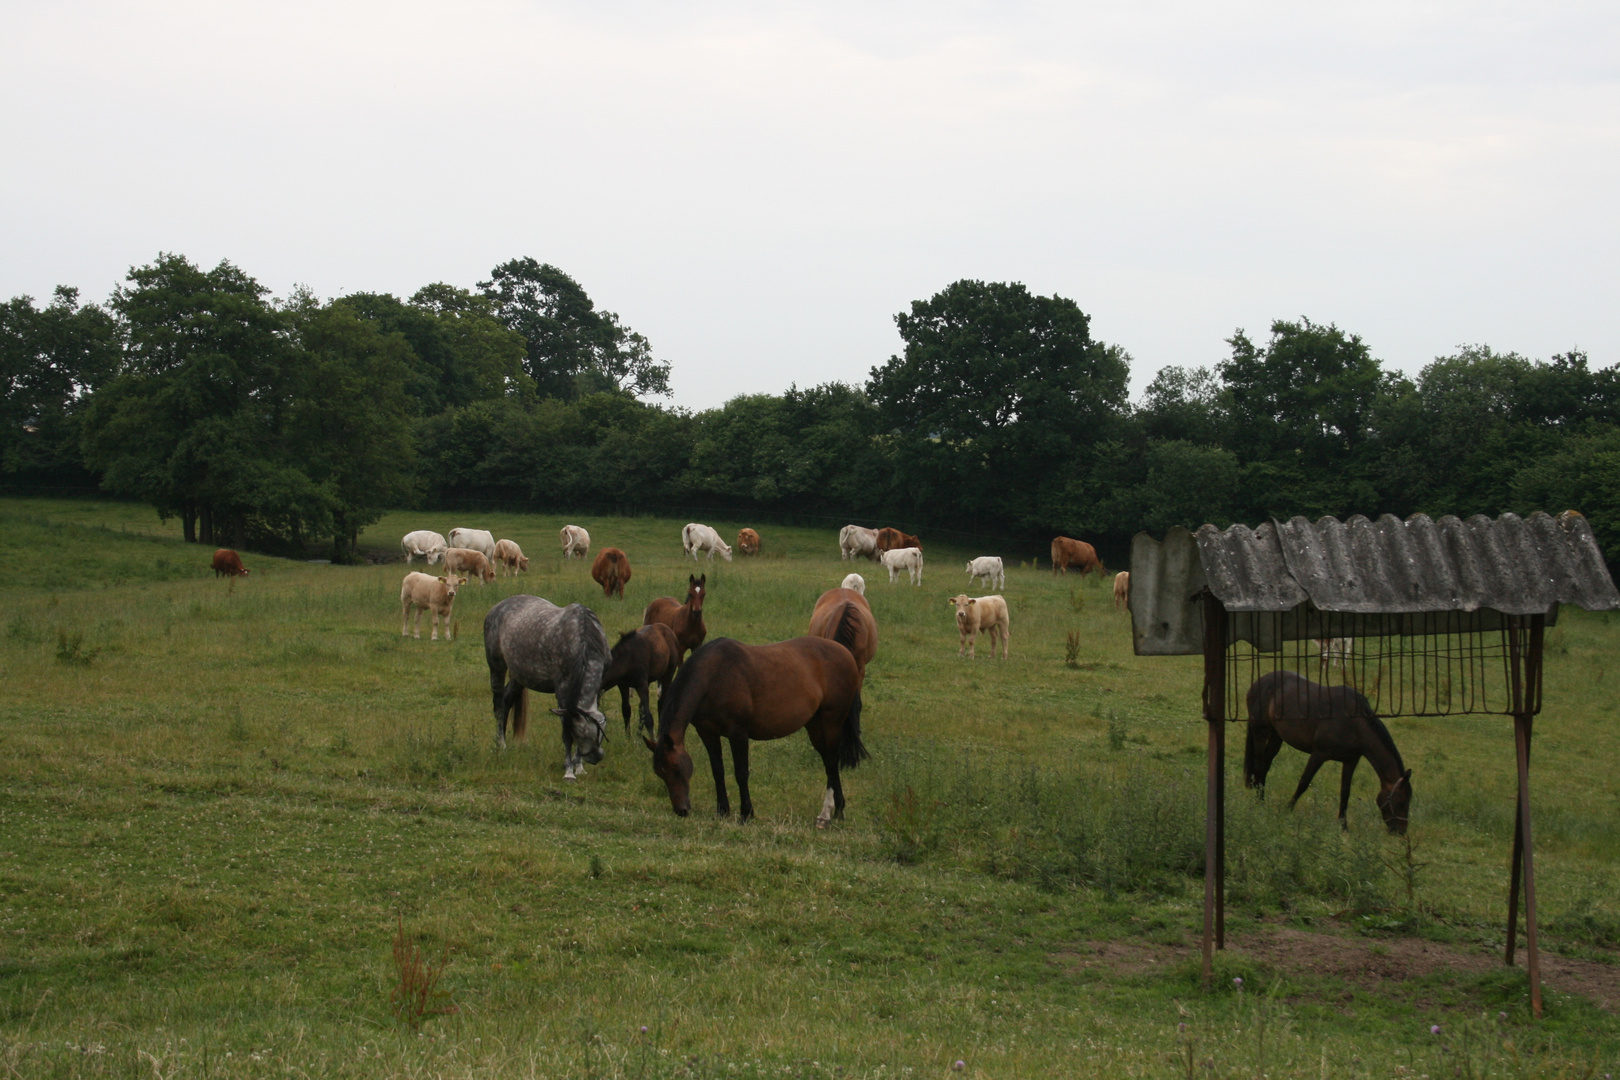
xmin=866 ymin=279 xmax=1129 ymax=529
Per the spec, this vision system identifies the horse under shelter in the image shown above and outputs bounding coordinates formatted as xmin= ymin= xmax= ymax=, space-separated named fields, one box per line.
xmin=1129 ymin=511 xmax=1620 ymax=1017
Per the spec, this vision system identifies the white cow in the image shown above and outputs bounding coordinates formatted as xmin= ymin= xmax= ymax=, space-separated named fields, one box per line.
xmin=881 ymin=546 xmax=923 ymax=586
xmin=840 ymin=573 xmax=866 ymax=596
xmin=839 ymin=525 xmax=879 ymax=562
xmin=401 ymin=530 xmax=448 ymax=565
xmin=560 ymin=525 xmax=590 ymax=559
xmin=966 ymin=556 xmax=1005 ymax=592
xmin=948 ymin=594 xmax=1010 ymax=660
xmin=682 ymin=522 xmax=733 ymax=563
xmin=447 ymin=528 xmax=496 ymax=559
xmin=401 ymin=572 xmax=466 ymax=641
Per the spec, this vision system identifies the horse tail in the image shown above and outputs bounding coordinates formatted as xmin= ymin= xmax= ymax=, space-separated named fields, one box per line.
xmin=513 ymin=684 xmax=529 ymax=740
xmin=838 ymin=689 xmax=869 ymax=770
xmin=833 ymin=601 xmax=862 ymax=653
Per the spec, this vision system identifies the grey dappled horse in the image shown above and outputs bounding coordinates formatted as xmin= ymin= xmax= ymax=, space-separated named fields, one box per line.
xmin=484 ymin=595 xmax=611 ymax=780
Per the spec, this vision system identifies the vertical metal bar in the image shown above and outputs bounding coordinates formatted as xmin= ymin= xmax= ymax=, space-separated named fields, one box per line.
xmin=1201 ymin=591 xmax=1227 ymax=987
xmin=1505 ymin=619 xmax=1524 ymax=965
xmin=1515 ymin=710 xmax=1543 ymax=1018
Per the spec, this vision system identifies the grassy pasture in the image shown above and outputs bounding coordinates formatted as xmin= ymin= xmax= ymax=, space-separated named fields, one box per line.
xmin=0 ymin=498 xmax=1616 ymax=1078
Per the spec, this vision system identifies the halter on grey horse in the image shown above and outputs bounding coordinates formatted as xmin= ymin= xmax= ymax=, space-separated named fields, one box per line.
xmin=484 ymin=595 xmax=610 ymax=779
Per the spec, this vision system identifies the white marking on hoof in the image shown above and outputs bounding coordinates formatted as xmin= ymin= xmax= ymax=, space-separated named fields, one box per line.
xmin=563 ymin=765 xmax=576 ymax=781
xmin=816 ymin=787 xmax=836 ymax=827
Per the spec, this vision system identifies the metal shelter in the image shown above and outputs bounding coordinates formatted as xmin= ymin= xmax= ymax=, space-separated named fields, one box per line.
xmin=1128 ymin=510 xmax=1620 ymax=1017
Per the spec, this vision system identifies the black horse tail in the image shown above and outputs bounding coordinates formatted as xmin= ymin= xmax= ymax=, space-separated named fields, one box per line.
xmin=838 ymin=689 xmax=869 ymax=770
xmin=513 ymin=684 xmax=529 ymax=740
xmin=833 ymin=601 xmax=862 ymax=653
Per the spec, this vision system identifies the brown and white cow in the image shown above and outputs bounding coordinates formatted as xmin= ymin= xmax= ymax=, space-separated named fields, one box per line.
xmin=560 ymin=525 xmax=590 ymax=559
xmin=1051 ymin=536 xmax=1104 ymax=576
xmin=1113 ymin=570 xmax=1130 ymax=612
xmin=948 ymin=594 xmax=1010 ymax=660
xmin=401 ymin=572 xmax=465 ymax=641
xmin=493 ymin=538 xmax=529 ymax=576
xmin=737 ymin=528 xmax=760 ymax=556
xmin=212 ymin=549 xmax=248 ymax=577
xmin=591 ymin=547 xmax=633 ymax=598
xmin=443 ymin=547 xmax=496 ymax=584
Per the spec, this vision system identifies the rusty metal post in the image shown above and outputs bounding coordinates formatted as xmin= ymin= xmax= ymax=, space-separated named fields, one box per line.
xmin=1503 ymin=616 xmax=1545 ymax=1019
xmin=1201 ymin=591 xmax=1227 ymax=987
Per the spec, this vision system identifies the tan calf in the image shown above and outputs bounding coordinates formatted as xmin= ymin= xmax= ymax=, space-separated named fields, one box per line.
xmin=493 ymin=538 xmax=529 ymax=576
xmin=443 ymin=547 xmax=496 ymax=584
xmin=948 ymin=594 xmax=1010 ymax=659
xmin=1113 ymin=570 xmax=1130 ymax=612
xmin=401 ymin=572 xmax=466 ymax=641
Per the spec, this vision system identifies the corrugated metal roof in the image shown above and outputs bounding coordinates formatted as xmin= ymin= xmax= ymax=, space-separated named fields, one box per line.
xmin=1197 ymin=511 xmax=1619 ymax=615
xmin=1130 ymin=511 xmax=1620 ymax=656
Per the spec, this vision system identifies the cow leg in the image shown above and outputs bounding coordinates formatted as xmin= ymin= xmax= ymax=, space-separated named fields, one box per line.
xmin=1337 ymin=758 xmax=1360 ymax=829
xmin=1288 ymin=752 xmax=1331 ymax=810
xmin=729 ymin=735 xmax=753 ymax=823
xmin=699 ymin=728 xmax=729 ymax=817
xmin=401 ymin=601 xmax=410 ymax=637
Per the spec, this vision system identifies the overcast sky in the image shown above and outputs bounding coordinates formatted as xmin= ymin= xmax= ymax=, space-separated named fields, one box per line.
xmin=3 ymin=1 xmax=1616 ymax=408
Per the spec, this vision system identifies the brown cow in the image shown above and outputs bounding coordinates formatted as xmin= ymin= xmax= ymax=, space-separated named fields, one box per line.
xmin=601 ymin=623 xmax=682 ymax=734
xmin=591 ymin=547 xmax=633 ymax=598
xmin=443 ymin=547 xmax=497 ymax=584
xmin=737 ymin=528 xmax=761 ymax=556
xmin=875 ymin=527 xmax=921 ymax=554
xmin=808 ymin=587 xmax=878 ymax=675
xmin=644 ymin=574 xmax=707 ymax=660
xmin=1051 ymin=536 xmax=1104 ymax=576
xmin=211 ymin=549 xmax=248 ymax=577
xmin=1113 ymin=570 xmax=1130 ymax=612
xmin=400 ymin=572 xmax=466 ymax=641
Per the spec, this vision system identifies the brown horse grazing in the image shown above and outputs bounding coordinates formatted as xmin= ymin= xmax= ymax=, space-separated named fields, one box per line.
xmin=807 ymin=587 xmax=877 ymax=675
xmin=645 ymin=636 xmax=868 ymax=825
xmin=591 ymin=547 xmax=632 ymax=598
xmin=601 ymin=623 xmax=682 ymax=735
xmin=737 ymin=528 xmax=760 ymax=556
xmin=643 ymin=574 xmax=707 ymax=660
xmin=1244 ymin=669 xmax=1413 ymax=834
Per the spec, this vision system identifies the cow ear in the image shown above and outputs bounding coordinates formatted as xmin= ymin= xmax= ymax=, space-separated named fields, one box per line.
xmin=437 ymin=576 xmax=447 ymax=583
xmin=968 ymin=598 xmax=976 ymax=607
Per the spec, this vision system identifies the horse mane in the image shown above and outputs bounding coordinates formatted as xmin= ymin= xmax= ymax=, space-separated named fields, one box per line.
xmin=656 ymin=642 xmax=713 ymax=741
xmin=1360 ymin=706 xmax=1404 ymax=771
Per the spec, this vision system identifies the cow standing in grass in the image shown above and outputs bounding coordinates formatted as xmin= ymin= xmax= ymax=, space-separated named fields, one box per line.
xmin=840 ymin=525 xmax=879 ymax=561
xmin=881 ymin=546 xmax=923 ymax=586
xmin=591 ymin=548 xmax=633 ymax=598
xmin=444 ymin=547 xmax=496 ymax=584
xmin=682 ymin=523 xmax=732 ymax=563
xmin=448 ymin=528 xmax=497 ymax=560
xmin=966 ymin=556 xmax=1004 ymax=591
xmin=493 ymin=539 xmax=529 ymax=577
xmin=737 ymin=528 xmax=761 ymax=556
xmin=840 ymin=573 xmax=866 ymax=595
xmin=1051 ymin=536 xmax=1103 ymax=576
xmin=400 ymin=531 xmax=447 ymax=564
xmin=401 ymin=572 xmax=465 ymax=641
xmin=1114 ymin=571 xmax=1131 ymax=612
xmin=948 ymin=594 xmax=1010 ymax=659
xmin=560 ymin=525 xmax=590 ymax=559
xmin=212 ymin=549 xmax=248 ymax=577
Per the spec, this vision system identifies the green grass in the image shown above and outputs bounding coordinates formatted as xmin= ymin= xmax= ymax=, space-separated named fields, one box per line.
xmin=0 ymin=498 xmax=1616 ymax=1078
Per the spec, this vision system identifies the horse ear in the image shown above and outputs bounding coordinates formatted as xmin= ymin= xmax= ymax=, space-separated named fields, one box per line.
xmin=698 ymin=574 xmax=706 ymax=586
xmin=1403 ymin=769 xmax=1413 ymax=783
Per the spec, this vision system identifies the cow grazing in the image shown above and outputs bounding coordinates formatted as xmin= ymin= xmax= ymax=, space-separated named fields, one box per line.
xmin=401 ymin=530 xmax=448 ymax=565
xmin=212 ymin=549 xmax=248 ymax=578
xmin=644 ymin=574 xmax=707 ymax=660
xmin=448 ymin=528 xmax=496 ymax=560
xmin=839 ymin=525 xmax=879 ymax=561
xmin=682 ymin=522 xmax=733 ymax=563
xmin=875 ymin=527 xmax=921 ymax=554
xmin=1051 ymin=536 xmax=1104 ymax=576
xmin=880 ymin=546 xmax=923 ymax=586
xmin=840 ymin=573 xmax=866 ymax=595
xmin=493 ymin=539 xmax=529 ymax=577
xmin=560 ymin=525 xmax=590 ymax=560
xmin=401 ymin=572 xmax=465 ymax=641
xmin=808 ymin=587 xmax=878 ymax=676
xmin=443 ymin=547 xmax=497 ymax=584
xmin=948 ymin=594 xmax=1010 ymax=660
xmin=966 ymin=556 xmax=1005 ymax=592
xmin=1114 ymin=571 xmax=1131 ymax=612
xmin=591 ymin=547 xmax=633 ymax=598
xmin=601 ymin=623 xmax=682 ymax=735
xmin=737 ymin=528 xmax=761 ymax=556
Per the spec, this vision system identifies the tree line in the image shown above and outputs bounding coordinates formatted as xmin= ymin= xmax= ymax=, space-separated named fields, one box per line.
xmin=3 ymin=254 xmax=1616 ymax=562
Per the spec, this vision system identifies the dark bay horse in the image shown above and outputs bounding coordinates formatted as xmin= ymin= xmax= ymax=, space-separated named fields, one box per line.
xmin=807 ymin=587 xmax=878 ymax=676
xmin=484 ymin=595 xmax=610 ymax=780
xmin=643 ymin=574 xmax=706 ymax=660
xmin=645 ymin=636 xmax=868 ymax=826
xmin=1244 ymin=669 xmax=1413 ymax=834
xmin=601 ymin=622 xmax=682 ymax=735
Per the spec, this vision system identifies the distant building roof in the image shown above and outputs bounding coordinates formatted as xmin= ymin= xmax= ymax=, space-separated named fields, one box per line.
xmin=1130 ymin=511 xmax=1620 ymax=656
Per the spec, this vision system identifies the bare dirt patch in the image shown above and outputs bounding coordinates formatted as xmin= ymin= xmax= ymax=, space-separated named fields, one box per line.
xmin=1056 ymin=927 xmax=1620 ymax=1011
